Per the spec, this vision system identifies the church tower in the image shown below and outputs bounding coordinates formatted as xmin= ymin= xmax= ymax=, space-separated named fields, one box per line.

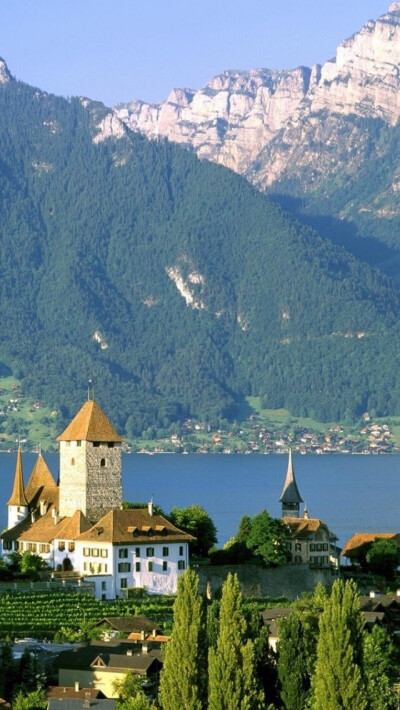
xmin=7 ymin=447 xmax=28 ymax=529
xmin=57 ymin=400 xmax=123 ymax=522
xmin=279 ymin=449 xmax=303 ymax=518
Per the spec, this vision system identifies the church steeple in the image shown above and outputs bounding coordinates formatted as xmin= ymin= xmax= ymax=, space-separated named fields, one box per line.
xmin=279 ymin=449 xmax=303 ymax=518
xmin=7 ymin=447 xmax=28 ymax=529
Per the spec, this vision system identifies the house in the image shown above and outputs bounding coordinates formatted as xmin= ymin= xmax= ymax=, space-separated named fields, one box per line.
xmin=57 ymin=639 xmax=162 ymax=698
xmin=1 ymin=400 xmax=193 ymax=597
xmin=259 ymin=607 xmax=294 ymax=652
xmin=94 ymin=616 xmax=162 ymax=637
xmin=47 ymin=699 xmax=115 ymax=710
xmin=280 ymin=451 xmax=339 ymax=569
xmin=342 ymin=533 xmax=400 ymax=564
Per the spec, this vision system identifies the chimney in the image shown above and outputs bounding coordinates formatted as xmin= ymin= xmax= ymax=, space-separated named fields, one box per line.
xmin=369 ymin=590 xmax=379 ymax=598
xmin=152 ymin=629 xmax=156 ymax=638
xmin=75 ymin=682 xmax=80 ymax=692
xmin=40 ymin=500 xmax=46 ymax=516
xmin=52 ymin=508 xmax=59 ymax=525
xmin=148 ymin=500 xmax=153 ymax=517
xmin=140 ymin=630 xmax=145 ymax=641
xmin=397 ymin=589 xmax=400 ymax=597
xmin=31 ymin=512 xmax=36 ymax=523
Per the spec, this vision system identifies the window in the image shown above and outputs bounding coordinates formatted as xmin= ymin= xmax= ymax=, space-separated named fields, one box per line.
xmin=101 ymin=549 xmax=108 ymax=558
xmin=92 ymin=548 xmax=99 ymax=557
xmin=93 ymin=442 xmax=100 ymax=447
xmin=68 ymin=542 xmax=75 ymax=552
xmin=71 ymin=458 xmax=75 ymax=466
xmin=310 ymin=543 xmax=315 ymax=551
xmin=294 ymin=556 xmax=302 ymax=564
xmin=76 ymin=441 xmax=81 ymax=446
xmin=295 ymin=543 xmax=301 ymax=551
xmin=108 ymin=442 xmax=114 ymax=448
xmin=83 ymin=547 xmax=90 ymax=557
xmin=118 ymin=562 xmax=131 ymax=573
xmin=135 ymin=562 xmax=141 ymax=572
xmin=162 ymin=547 xmax=169 ymax=557
xmin=3 ymin=541 xmax=12 ymax=550
xmin=178 ymin=560 xmax=185 ymax=570
xmin=104 ymin=564 xmax=108 ymax=573
xmin=286 ymin=542 xmax=292 ymax=550
xmin=146 ymin=547 xmax=154 ymax=557
xmin=58 ymin=541 xmax=65 ymax=551
xmin=102 ymin=593 xmax=106 ymax=600
xmin=135 ymin=547 xmax=140 ymax=557
xmin=83 ymin=562 xmax=89 ymax=572
xmin=148 ymin=561 xmax=153 ymax=572
xmin=120 ymin=578 xmax=128 ymax=589
xmin=119 ymin=548 xmax=128 ymax=558
xmin=39 ymin=544 xmax=50 ymax=553
xmin=101 ymin=581 xmax=106 ymax=591
xmin=179 ymin=546 xmax=184 ymax=556
xmin=100 ymin=459 xmax=106 ymax=467
xmin=162 ymin=561 xmax=168 ymax=572
xmin=323 ymin=543 xmax=328 ymax=551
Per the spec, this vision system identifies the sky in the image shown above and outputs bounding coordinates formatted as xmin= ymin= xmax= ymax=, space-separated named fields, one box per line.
xmin=0 ymin=0 xmax=392 ymax=107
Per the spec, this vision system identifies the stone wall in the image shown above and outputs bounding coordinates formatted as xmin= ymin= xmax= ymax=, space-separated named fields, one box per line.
xmin=197 ymin=564 xmax=336 ymax=600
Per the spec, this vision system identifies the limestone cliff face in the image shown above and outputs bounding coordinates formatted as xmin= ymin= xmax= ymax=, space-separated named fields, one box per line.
xmin=0 ymin=58 xmax=12 ymax=84
xmin=114 ymin=3 xmax=400 ymax=187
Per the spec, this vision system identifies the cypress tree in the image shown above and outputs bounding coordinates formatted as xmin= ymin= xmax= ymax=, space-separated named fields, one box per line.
xmin=312 ymin=579 xmax=367 ymax=710
xmin=277 ymin=613 xmax=310 ymax=710
xmin=208 ymin=573 xmax=262 ymax=710
xmin=159 ymin=567 xmax=207 ymax=710
xmin=363 ymin=625 xmax=397 ymax=710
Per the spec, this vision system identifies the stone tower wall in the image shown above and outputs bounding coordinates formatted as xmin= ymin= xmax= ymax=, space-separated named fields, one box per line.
xmin=59 ymin=441 xmax=88 ymax=518
xmin=85 ymin=442 xmax=122 ymax=521
xmin=59 ymin=441 xmax=122 ymax=520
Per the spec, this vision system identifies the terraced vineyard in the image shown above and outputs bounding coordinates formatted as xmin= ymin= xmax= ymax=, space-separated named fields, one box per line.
xmin=0 ymin=590 xmax=175 ymax=638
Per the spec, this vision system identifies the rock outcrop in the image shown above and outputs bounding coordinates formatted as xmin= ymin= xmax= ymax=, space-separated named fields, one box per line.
xmin=114 ymin=3 xmax=400 ymax=188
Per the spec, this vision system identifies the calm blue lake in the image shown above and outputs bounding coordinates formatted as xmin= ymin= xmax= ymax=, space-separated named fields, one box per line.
xmin=0 ymin=452 xmax=398 ymax=550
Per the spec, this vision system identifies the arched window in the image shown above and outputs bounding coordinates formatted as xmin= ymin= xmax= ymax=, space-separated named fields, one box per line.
xmin=100 ymin=458 xmax=106 ymax=467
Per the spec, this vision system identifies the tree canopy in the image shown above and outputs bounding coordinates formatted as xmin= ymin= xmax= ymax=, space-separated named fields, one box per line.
xmin=170 ymin=505 xmax=217 ymax=557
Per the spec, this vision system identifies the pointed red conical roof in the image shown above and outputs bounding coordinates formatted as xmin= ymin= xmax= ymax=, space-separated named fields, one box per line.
xmin=57 ymin=400 xmax=122 ymax=442
xmin=25 ymin=453 xmax=57 ymax=502
xmin=7 ymin=448 xmax=28 ymax=506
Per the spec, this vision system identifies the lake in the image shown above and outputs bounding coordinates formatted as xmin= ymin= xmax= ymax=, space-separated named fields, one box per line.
xmin=0 ymin=452 xmax=398 ymax=550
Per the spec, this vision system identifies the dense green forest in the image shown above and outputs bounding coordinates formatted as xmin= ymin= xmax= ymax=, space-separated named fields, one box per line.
xmin=2 ymin=70 xmax=400 ymax=435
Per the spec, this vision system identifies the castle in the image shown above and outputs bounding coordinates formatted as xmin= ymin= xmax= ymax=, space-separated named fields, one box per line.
xmin=1 ymin=399 xmax=192 ymax=598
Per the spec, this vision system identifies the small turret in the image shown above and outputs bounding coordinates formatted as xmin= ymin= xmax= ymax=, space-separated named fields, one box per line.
xmin=7 ymin=447 xmax=29 ymax=529
xmin=279 ymin=449 xmax=303 ymax=518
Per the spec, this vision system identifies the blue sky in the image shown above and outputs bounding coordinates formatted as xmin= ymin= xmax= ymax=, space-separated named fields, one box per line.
xmin=0 ymin=0 xmax=391 ymax=107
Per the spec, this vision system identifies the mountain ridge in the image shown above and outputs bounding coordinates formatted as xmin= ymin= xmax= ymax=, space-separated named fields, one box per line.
xmin=1 ymin=73 xmax=400 ymax=433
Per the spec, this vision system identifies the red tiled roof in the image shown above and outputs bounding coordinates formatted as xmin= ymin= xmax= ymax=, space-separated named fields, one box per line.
xmin=57 ymin=400 xmax=122 ymax=442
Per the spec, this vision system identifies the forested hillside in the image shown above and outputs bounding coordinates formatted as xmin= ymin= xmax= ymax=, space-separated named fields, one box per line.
xmin=1 ymin=70 xmax=400 ymax=435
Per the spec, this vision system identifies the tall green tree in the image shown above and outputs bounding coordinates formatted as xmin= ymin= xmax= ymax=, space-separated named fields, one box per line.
xmin=170 ymin=505 xmax=217 ymax=557
xmin=159 ymin=567 xmax=207 ymax=710
xmin=208 ymin=573 xmax=262 ymax=710
xmin=277 ymin=613 xmax=310 ymax=710
xmin=311 ymin=579 xmax=367 ymax=710
xmin=246 ymin=511 xmax=290 ymax=567
xmin=363 ymin=625 xmax=397 ymax=710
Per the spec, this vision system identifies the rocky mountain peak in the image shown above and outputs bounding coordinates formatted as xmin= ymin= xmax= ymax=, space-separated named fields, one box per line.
xmin=0 ymin=58 xmax=11 ymax=85
xmin=114 ymin=4 xmax=400 ymax=186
